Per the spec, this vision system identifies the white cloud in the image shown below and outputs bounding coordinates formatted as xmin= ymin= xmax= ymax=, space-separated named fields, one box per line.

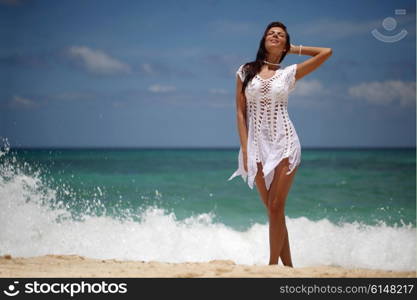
xmin=141 ymin=63 xmax=155 ymax=74
xmin=112 ymin=101 xmax=125 ymax=108
xmin=209 ymin=88 xmax=229 ymax=95
xmin=297 ymin=13 xmax=415 ymax=39
xmin=148 ymin=84 xmax=176 ymax=93
xmin=176 ymin=47 xmax=204 ymax=58
xmin=299 ymin=19 xmax=379 ymax=39
xmin=9 ymin=95 xmax=38 ymax=108
xmin=348 ymin=80 xmax=416 ymax=107
xmin=293 ymin=79 xmax=324 ymax=96
xmin=67 ymin=46 xmax=131 ymax=75
xmin=52 ymin=92 xmax=99 ymax=101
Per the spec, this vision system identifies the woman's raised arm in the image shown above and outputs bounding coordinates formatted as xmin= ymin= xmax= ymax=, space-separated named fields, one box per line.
xmin=289 ymin=44 xmax=332 ymax=81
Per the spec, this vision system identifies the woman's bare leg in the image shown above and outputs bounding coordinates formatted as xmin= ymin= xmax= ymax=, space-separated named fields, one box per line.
xmin=275 ymin=164 xmax=297 ymax=267
xmin=255 ymin=162 xmax=268 ymax=209
xmin=280 ymin=225 xmax=293 ymax=267
xmin=267 ymin=159 xmax=297 ymax=266
xmin=255 ymin=160 xmax=297 ymax=266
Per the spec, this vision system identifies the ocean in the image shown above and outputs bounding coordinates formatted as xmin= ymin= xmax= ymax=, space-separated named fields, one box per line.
xmin=0 ymin=139 xmax=415 ymax=271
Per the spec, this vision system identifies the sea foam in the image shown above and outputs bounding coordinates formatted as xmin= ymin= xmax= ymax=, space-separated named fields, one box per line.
xmin=0 ymin=139 xmax=415 ymax=271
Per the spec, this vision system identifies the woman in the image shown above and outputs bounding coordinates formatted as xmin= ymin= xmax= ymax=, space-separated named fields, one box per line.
xmin=228 ymin=21 xmax=332 ymax=266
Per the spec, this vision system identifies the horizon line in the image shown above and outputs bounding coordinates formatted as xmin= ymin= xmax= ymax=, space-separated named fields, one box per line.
xmin=4 ymin=146 xmax=416 ymax=151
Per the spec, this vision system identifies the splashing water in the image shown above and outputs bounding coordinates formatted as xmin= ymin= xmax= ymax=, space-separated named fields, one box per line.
xmin=0 ymin=138 xmax=415 ymax=271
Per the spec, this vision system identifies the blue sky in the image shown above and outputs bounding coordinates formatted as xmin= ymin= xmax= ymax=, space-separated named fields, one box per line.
xmin=0 ymin=0 xmax=415 ymax=148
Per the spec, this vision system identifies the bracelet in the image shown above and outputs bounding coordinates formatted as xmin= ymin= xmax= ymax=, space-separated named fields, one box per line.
xmin=299 ymin=45 xmax=302 ymax=56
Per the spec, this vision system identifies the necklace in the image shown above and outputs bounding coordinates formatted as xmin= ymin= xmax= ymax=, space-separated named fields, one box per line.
xmin=263 ymin=60 xmax=281 ymax=67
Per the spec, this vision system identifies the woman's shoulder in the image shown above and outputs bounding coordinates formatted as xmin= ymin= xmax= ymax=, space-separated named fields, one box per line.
xmin=236 ymin=62 xmax=251 ymax=81
xmin=283 ymin=63 xmax=297 ymax=73
xmin=237 ymin=62 xmax=251 ymax=72
xmin=282 ymin=63 xmax=297 ymax=92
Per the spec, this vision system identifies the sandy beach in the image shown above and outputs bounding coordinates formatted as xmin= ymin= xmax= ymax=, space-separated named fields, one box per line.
xmin=0 ymin=254 xmax=414 ymax=278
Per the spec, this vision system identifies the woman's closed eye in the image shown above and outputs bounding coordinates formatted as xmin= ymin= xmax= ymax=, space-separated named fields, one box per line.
xmin=268 ymin=33 xmax=285 ymax=38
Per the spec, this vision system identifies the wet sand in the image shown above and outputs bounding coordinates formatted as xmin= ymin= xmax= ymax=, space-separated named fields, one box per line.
xmin=0 ymin=254 xmax=415 ymax=278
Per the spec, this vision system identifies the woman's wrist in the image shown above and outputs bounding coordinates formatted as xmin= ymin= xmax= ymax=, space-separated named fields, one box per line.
xmin=289 ymin=44 xmax=302 ymax=55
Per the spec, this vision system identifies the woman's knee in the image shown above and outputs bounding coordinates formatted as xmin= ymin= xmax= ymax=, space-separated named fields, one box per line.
xmin=268 ymin=196 xmax=285 ymax=215
xmin=255 ymin=162 xmax=263 ymax=177
xmin=280 ymin=157 xmax=291 ymax=171
xmin=267 ymin=160 xmax=292 ymax=214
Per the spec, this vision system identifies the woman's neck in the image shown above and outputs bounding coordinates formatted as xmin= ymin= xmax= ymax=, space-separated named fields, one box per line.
xmin=265 ymin=54 xmax=281 ymax=64
xmin=264 ymin=54 xmax=281 ymax=70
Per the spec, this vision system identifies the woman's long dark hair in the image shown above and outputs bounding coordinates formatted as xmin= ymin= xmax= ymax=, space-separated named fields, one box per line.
xmin=240 ymin=21 xmax=291 ymax=93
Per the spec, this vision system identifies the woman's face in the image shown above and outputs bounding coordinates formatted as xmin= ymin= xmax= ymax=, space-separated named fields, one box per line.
xmin=264 ymin=26 xmax=287 ymax=55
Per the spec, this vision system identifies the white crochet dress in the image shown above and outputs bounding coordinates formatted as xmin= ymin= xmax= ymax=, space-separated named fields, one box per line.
xmin=228 ymin=63 xmax=301 ymax=191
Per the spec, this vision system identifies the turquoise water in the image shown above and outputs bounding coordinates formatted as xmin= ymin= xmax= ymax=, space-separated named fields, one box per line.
xmin=4 ymin=147 xmax=415 ymax=229
xmin=0 ymin=144 xmax=415 ymax=270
